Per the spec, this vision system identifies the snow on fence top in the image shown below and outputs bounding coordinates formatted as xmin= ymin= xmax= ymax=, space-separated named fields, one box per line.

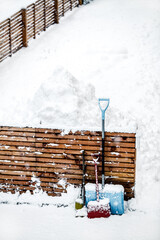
xmin=0 ymin=0 xmax=80 ymax=63
xmin=0 ymin=126 xmax=136 ymax=200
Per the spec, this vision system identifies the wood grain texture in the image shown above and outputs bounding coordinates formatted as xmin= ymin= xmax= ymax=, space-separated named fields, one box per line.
xmin=0 ymin=126 xmax=136 ymax=200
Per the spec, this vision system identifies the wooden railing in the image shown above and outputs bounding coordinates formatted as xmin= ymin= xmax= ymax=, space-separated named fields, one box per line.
xmin=0 ymin=126 xmax=136 ymax=200
xmin=0 ymin=0 xmax=81 ymax=63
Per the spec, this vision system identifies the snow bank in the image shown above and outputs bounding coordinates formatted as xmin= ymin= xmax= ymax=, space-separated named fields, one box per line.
xmin=0 ymin=185 xmax=79 ymax=206
xmin=25 ymin=66 xmax=99 ymax=130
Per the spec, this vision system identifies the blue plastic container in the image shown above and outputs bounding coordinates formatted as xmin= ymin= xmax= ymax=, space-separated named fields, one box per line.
xmin=85 ymin=183 xmax=97 ymax=206
xmin=85 ymin=183 xmax=124 ymax=215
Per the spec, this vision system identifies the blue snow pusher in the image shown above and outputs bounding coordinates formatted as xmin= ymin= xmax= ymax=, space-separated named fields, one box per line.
xmin=85 ymin=183 xmax=124 ymax=215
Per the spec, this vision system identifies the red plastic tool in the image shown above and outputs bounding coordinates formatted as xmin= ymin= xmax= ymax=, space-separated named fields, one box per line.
xmin=87 ymin=153 xmax=111 ymax=219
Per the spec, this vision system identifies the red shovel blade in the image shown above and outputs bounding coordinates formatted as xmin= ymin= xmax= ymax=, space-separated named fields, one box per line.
xmin=87 ymin=199 xmax=111 ymax=219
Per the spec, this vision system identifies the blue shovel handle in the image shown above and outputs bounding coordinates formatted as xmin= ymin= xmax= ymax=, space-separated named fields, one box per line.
xmin=98 ymin=98 xmax=110 ymax=189
xmin=98 ymin=98 xmax=110 ymax=120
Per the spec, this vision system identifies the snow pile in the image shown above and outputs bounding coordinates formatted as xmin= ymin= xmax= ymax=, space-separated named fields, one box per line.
xmin=26 ymin=66 xmax=99 ymax=129
xmin=0 ymin=185 xmax=79 ymax=206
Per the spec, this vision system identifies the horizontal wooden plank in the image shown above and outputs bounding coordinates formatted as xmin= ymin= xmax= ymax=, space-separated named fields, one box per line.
xmin=0 ymin=136 xmax=135 ymax=148
xmin=0 ymin=170 xmax=134 ymax=184
xmin=0 ymin=127 xmax=135 ymax=141
xmin=0 ymin=141 xmax=129 ymax=153
xmin=0 ymin=126 xmax=36 ymax=132
xmin=0 ymin=136 xmax=35 ymax=142
xmin=0 ymin=126 xmax=136 ymax=199
xmin=35 ymin=128 xmax=135 ymax=137
xmin=0 ymin=158 xmax=135 ymax=169
xmin=0 ymin=162 xmax=134 ymax=174
xmin=0 ymin=174 xmax=31 ymax=181
xmin=0 ymin=163 xmax=135 ymax=177
xmin=0 ymin=140 xmax=35 ymax=147
xmin=0 ymin=149 xmax=135 ymax=160
xmin=0 ymin=152 xmax=135 ymax=166
xmin=0 ymin=179 xmax=65 ymax=189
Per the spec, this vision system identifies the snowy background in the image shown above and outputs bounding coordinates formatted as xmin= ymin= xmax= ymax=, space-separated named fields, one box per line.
xmin=0 ymin=0 xmax=160 ymax=239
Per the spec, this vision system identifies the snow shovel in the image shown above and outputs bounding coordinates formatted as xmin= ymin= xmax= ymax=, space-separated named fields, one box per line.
xmin=75 ymin=150 xmax=86 ymax=210
xmin=87 ymin=153 xmax=111 ymax=219
xmin=98 ymin=98 xmax=110 ymax=189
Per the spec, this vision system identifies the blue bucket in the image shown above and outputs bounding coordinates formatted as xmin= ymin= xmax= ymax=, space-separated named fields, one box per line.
xmin=85 ymin=183 xmax=98 ymax=206
xmin=85 ymin=183 xmax=124 ymax=215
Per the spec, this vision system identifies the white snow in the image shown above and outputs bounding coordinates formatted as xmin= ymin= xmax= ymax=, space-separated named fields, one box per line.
xmin=87 ymin=198 xmax=110 ymax=207
xmin=0 ymin=0 xmax=160 ymax=239
xmin=75 ymin=197 xmax=83 ymax=204
xmin=47 ymin=143 xmax=59 ymax=146
xmin=0 ymin=0 xmax=37 ymax=22
xmin=85 ymin=183 xmax=102 ymax=191
xmin=103 ymin=184 xmax=124 ymax=193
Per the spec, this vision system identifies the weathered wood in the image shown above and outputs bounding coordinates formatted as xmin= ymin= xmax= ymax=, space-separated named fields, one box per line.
xmin=55 ymin=0 xmax=59 ymax=23
xmin=8 ymin=18 xmax=12 ymax=56
xmin=0 ymin=126 xmax=136 ymax=199
xmin=22 ymin=9 xmax=28 ymax=47
xmin=79 ymin=0 xmax=83 ymax=5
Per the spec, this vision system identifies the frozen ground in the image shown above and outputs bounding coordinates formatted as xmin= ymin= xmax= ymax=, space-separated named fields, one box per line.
xmin=0 ymin=0 xmax=160 ymax=239
xmin=0 ymin=187 xmax=160 ymax=240
xmin=0 ymin=203 xmax=160 ymax=240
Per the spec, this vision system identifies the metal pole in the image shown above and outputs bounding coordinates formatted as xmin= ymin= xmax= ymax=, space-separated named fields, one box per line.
xmin=98 ymin=98 xmax=110 ymax=189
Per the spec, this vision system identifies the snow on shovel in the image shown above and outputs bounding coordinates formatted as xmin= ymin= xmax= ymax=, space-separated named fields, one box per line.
xmin=87 ymin=153 xmax=111 ymax=219
xmin=98 ymin=98 xmax=110 ymax=189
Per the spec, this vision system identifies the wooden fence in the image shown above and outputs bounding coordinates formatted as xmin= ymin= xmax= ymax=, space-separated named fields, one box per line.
xmin=0 ymin=126 xmax=136 ymax=200
xmin=0 ymin=0 xmax=81 ymax=63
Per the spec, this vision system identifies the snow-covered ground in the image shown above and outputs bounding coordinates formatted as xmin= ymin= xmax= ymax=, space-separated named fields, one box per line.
xmin=0 ymin=186 xmax=160 ymax=240
xmin=0 ymin=0 xmax=160 ymax=239
xmin=0 ymin=203 xmax=160 ymax=240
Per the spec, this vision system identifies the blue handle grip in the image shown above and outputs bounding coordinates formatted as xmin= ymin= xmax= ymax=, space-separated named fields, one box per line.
xmin=98 ymin=98 xmax=110 ymax=120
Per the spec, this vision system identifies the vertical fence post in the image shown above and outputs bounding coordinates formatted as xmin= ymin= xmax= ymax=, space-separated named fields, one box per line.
xmin=70 ymin=0 xmax=72 ymax=10
xmin=8 ymin=18 xmax=12 ymax=56
xmin=33 ymin=4 xmax=36 ymax=39
xmin=62 ymin=0 xmax=64 ymax=17
xmin=55 ymin=0 xmax=59 ymax=24
xmin=44 ymin=0 xmax=46 ymax=31
xmin=79 ymin=0 xmax=83 ymax=5
xmin=22 ymin=9 xmax=28 ymax=47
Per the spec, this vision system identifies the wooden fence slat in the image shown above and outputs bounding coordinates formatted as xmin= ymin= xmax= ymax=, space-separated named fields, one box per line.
xmin=0 ymin=0 xmax=79 ymax=62
xmin=0 ymin=126 xmax=136 ymax=200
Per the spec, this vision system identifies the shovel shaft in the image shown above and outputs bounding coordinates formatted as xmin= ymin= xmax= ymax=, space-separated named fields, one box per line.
xmin=102 ymin=137 xmax=105 ymax=189
xmin=98 ymin=99 xmax=110 ymax=189
xmin=95 ymin=162 xmax=99 ymax=201
xmin=82 ymin=150 xmax=85 ymax=205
